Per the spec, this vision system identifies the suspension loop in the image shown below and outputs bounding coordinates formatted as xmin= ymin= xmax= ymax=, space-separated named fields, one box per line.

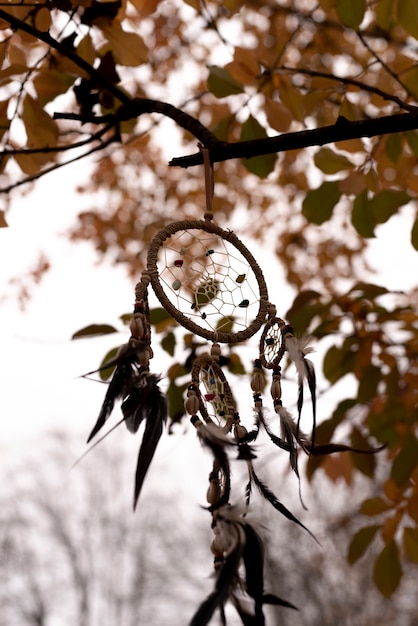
xmin=147 ymin=219 xmax=269 ymax=343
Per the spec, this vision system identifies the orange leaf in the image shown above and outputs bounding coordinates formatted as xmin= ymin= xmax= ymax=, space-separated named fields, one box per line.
xmin=100 ymin=25 xmax=148 ymax=66
xmin=265 ymin=99 xmax=292 ymax=133
xmin=381 ymin=509 xmax=403 ymax=544
xmin=22 ymin=94 xmax=58 ymax=148
xmin=225 ymin=47 xmax=260 ymax=85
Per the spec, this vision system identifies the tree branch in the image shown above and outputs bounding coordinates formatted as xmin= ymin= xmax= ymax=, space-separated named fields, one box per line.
xmin=169 ymin=111 xmax=418 ymax=168
xmin=0 ymin=8 xmax=132 ymax=107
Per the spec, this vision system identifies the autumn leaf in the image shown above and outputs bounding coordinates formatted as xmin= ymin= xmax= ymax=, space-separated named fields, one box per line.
xmin=100 ymin=25 xmax=148 ymax=66
xmin=22 ymin=94 xmax=58 ymax=148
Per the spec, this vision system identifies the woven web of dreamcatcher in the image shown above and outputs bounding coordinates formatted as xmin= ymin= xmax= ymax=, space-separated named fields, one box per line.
xmin=147 ymin=219 xmax=269 ymax=344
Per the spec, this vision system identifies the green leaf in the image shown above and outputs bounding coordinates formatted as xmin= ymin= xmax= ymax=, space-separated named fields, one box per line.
xmin=302 ymin=181 xmax=341 ymax=225
xmin=322 ymin=338 xmax=357 ymax=384
xmin=351 ymin=190 xmax=375 ymax=237
xmin=373 ymin=542 xmax=402 ymax=598
xmin=240 ymin=115 xmax=277 ymax=177
xmin=72 ymin=323 xmax=118 ymax=339
xmin=385 ymin=133 xmax=402 ymax=163
xmin=405 ymin=129 xmax=418 ymax=156
xmin=348 ymin=525 xmax=380 ymax=564
xmin=360 ymin=497 xmax=392 ymax=516
xmin=98 ymin=347 xmax=119 ymax=380
xmin=227 ymin=352 xmax=246 ymax=375
xmin=411 ymin=216 xmax=418 ymax=250
xmin=403 ymin=527 xmax=418 ymax=563
xmin=369 ymin=190 xmax=411 ymax=224
xmin=391 ymin=434 xmax=418 ymax=486
xmin=150 ymin=307 xmax=176 ymax=332
xmin=161 ymin=331 xmax=176 ymax=356
xmin=376 ymin=0 xmax=395 ymax=30
xmin=357 ymin=364 xmax=381 ymax=404
xmin=314 ymin=147 xmax=353 ymax=174
xmin=336 ymin=0 xmax=366 ymax=29
xmin=207 ymin=65 xmax=244 ymax=98
xmin=397 ymin=0 xmax=418 ymax=40
xmin=350 ymin=427 xmax=377 ymax=478
xmin=166 ymin=380 xmax=188 ymax=424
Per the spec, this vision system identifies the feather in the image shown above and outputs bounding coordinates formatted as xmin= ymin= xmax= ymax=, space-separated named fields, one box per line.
xmin=249 ymin=466 xmax=319 ymax=544
xmin=87 ymin=362 xmax=135 ymax=443
xmin=190 ymin=522 xmax=244 ymax=626
xmin=85 ymin=339 xmax=149 ymax=443
xmin=262 ymin=593 xmax=298 ymax=611
xmin=131 ymin=377 xmax=168 ymax=509
xmin=282 ymin=326 xmax=317 ymax=446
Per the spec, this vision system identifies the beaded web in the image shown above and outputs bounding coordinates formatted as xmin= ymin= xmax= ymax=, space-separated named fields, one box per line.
xmin=147 ymin=218 xmax=269 ymax=343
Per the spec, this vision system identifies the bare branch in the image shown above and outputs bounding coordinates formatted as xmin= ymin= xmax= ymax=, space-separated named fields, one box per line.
xmin=169 ymin=111 xmax=418 ymax=168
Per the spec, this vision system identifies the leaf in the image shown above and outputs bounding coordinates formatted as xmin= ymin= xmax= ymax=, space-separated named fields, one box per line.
xmin=351 ymin=190 xmax=375 ymax=237
xmin=314 ymin=147 xmax=353 ymax=174
xmin=240 ymin=115 xmax=277 ymax=177
xmin=225 ymin=46 xmax=259 ymax=85
xmin=33 ymin=70 xmax=75 ymax=106
xmin=411 ymin=215 xmax=418 ymax=250
xmin=357 ymin=364 xmax=381 ymax=404
xmin=360 ymin=497 xmax=392 ymax=516
xmin=376 ymin=0 xmax=395 ymax=30
xmin=397 ymin=0 xmax=418 ymax=40
xmin=265 ymin=99 xmax=292 ymax=133
xmin=369 ymin=190 xmax=411 ymax=224
xmin=391 ymin=434 xmax=418 ymax=487
xmin=405 ymin=129 xmax=418 ymax=156
xmin=0 ymin=210 xmax=8 ymax=227
xmin=403 ymin=527 xmax=418 ymax=563
xmin=100 ymin=25 xmax=148 ymax=66
xmin=302 ymin=181 xmax=341 ymax=224
xmin=161 ymin=331 xmax=175 ymax=356
xmin=207 ymin=65 xmax=244 ymax=98
xmin=149 ymin=307 xmax=176 ymax=332
xmin=336 ymin=0 xmax=366 ymax=29
xmin=350 ymin=427 xmax=378 ymax=478
xmin=98 ymin=347 xmax=119 ymax=380
xmin=72 ymin=324 xmax=118 ymax=339
xmin=22 ymin=94 xmax=58 ymax=148
xmin=373 ymin=542 xmax=402 ymax=598
xmin=347 ymin=525 xmax=380 ymax=564
xmin=322 ymin=338 xmax=357 ymax=384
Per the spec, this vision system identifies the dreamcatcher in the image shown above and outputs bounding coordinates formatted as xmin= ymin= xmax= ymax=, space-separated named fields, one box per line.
xmin=85 ymin=149 xmax=384 ymax=625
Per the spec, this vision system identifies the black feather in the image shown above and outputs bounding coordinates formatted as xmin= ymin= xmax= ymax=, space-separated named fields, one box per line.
xmin=250 ymin=468 xmax=319 ymax=544
xmin=132 ymin=380 xmax=168 ymax=509
xmin=189 ymin=532 xmax=243 ymax=626
xmin=87 ymin=362 xmax=135 ymax=443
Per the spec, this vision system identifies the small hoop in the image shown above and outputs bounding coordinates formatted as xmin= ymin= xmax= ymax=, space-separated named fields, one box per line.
xmin=259 ymin=316 xmax=286 ymax=368
xmin=147 ymin=219 xmax=269 ymax=343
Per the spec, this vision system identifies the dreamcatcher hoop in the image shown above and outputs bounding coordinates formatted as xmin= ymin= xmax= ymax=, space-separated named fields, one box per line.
xmin=146 ymin=218 xmax=269 ymax=343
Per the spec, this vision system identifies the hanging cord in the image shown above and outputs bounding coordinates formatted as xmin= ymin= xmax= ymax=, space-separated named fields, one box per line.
xmin=199 ymin=144 xmax=214 ymax=220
